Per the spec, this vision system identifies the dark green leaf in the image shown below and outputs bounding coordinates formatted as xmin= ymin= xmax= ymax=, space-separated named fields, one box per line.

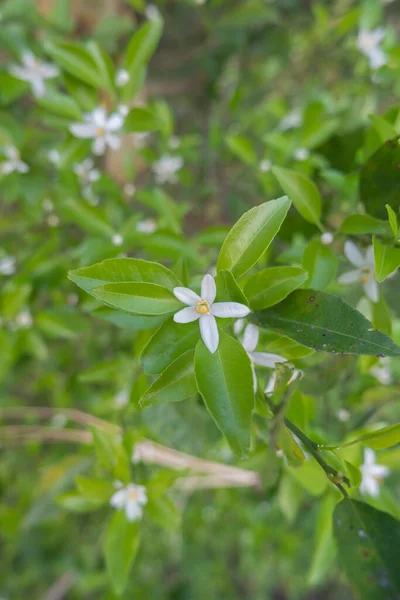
xmin=104 ymin=512 xmax=141 ymax=595
xmin=272 ymin=166 xmax=322 ymax=226
xmin=92 ymin=282 xmax=181 ymax=316
xmin=302 ymin=240 xmax=338 ymax=290
xmin=244 ymin=266 xmax=307 ymax=310
xmin=339 ymin=214 xmax=391 ymax=236
xmin=373 ymin=236 xmax=400 ymax=282
xmin=141 ymin=319 xmax=199 ymax=374
xmin=140 ymin=349 xmax=197 ymax=407
xmin=124 ymin=108 xmax=162 ymax=133
xmin=215 ymin=269 xmax=248 ymax=305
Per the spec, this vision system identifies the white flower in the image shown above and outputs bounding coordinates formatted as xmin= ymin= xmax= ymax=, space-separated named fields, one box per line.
xmin=145 ymin=4 xmax=160 ymax=19
xmin=294 ymin=148 xmax=310 ymax=161
xmin=116 ymin=69 xmax=130 ymax=87
xmin=337 ymin=408 xmax=351 ymax=422
xmin=42 ymin=198 xmax=54 ymax=212
xmin=118 ymin=104 xmax=130 ymax=118
xmin=70 ymin=108 xmax=124 ymax=156
xmin=14 ymin=310 xmax=33 ymax=329
xmin=259 ymin=159 xmax=272 ymax=173
xmin=73 ymin=158 xmax=100 ymax=184
xmin=168 ymin=136 xmax=181 ymax=150
xmin=114 ymin=390 xmax=129 ymax=408
xmin=112 ymin=233 xmax=124 ymax=247
xmin=47 ymin=214 xmax=59 ymax=227
xmin=9 ymin=51 xmax=59 ymax=98
xmin=279 ymin=110 xmax=302 ymax=131
xmin=0 ymin=146 xmax=29 ymax=175
xmin=338 ymin=241 xmax=378 ymax=302
xmin=48 ymin=149 xmax=60 ymax=165
xmin=110 ymin=482 xmax=147 ymax=521
xmin=0 ymin=256 xmax=16 ymax=275
xmin=136 ymin=219 xmax=157 ymax=234
xmin=173 ymin=274 xmax=250 ymax=354
xmin=153 ymin=155 xmax=183 ymax=184
xmin=370 ymin=357 xmax=392 ymax=385
xmin=124 ymin=183 xmax=136 ymax=197
xmin=360 ymin=448 xmax=389 ymax=497
xmin=321 ymin=232 xmax=334 ymax=245
xmin=234 ymin=318 xmax=245 ymax=335
xmin=240 ymin=324 xmax=286 ymax=391
xmin=357 ymin=28 xmax=387 ymax=69
xmin=133 ymin=132 xmax=151 ymax=148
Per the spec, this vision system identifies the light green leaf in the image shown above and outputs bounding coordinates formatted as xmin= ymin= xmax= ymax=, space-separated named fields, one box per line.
xmin=386 ymin=204 xmax=398 ymax=238
xmin=339 ymin=214 xmax=391 ymax=236
xmin=44 ymin=40 xmax=104 ymax=89
xmin=124 ymin=108 xmax=162 ymax=133
xmin=56 ymin=491 xmax=101 ymax=513
xmin=325 ymin=424 xmax=400 ymax=451
xmin=194 ymin=332 xmax=254 ymax=457
xmin=104 ymin=511 xmax=141 ymax=595
xmin=37 ymin=91 xmax=82 ymax=120
xmin=302 ymin=240 xmax=338 ymax=290
xmin=308 ymin=493 xmax=338 ymax=586
xmin=252 ymin=289 xmax=400 ymax=356
xmin=89 ymin=425 xmax=130 ymax=482
xmin=244 ymin=266 xmax=307 ymax=310
xmin=140 ymin=319 xmax=199 ymax=374
xmin=215 ymin=269 xmax=248 ymax=305
xmin=334 ymin=499 xmax=400 ymax=599
xmin=61 ymin=198 xmax=114 ymax=238
xmin=140 ymin=349 xmax=197 ymax=407
xmin=92 ymin=282 xmax=182 ymax=316
xmin=225 ymin=134 xmax=257 ymax=165
xmin=216 ymin=196 xmax=291 ymax=278
xmin=373 ymin=236 xmax=400 ymax=282
xmin=272 ymin=166 xmax=322 ymax=226
xmin=75 ymin=476 xmax=115 ymax=506
xmin=86 ymin=40 xmax=115 ymax=94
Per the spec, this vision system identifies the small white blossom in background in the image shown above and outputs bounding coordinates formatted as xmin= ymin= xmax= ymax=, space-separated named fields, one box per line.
xmin=168 ymin=136 xmax=181 ymax=150
xmin=0 ymin=146 xmax=29 ymax=175
xmin=48 ymin=149 xmax=61 ymax=166
xmin=145 ymin=4 xmax=160 ymax=19
xmin=360 ymin=448 xmax=389 ymax=497
xmin=51 ymin=414 xmax=68 ymax=428
xmin=370 ymin=357 xmax=392 ymax=385
xmin=115 ymin=69 xmax=130 ymax=87
xmin=294 ymin=148 xmax=310 ymax=161
xmin=118 ymin=104 xmax=130 ymax=118
xmin=0 ymin=256 xmax=16 ymax=276
xmin=9 ymin=51 xmax=59 ymax=98
xmin=114 ymin=390 xmax=130 ymax=408
xmin=47 ymin=214 xmax=60 ymax=227
xmin=136 ymin=219 xmax=157 ymax=234
xmin=357 ymin=28 xmax=387 ymax=70
xmin=259 ymin=159 xmax=272 ymax=173
xmin=321 ymin=232 xmax=334 ymax=245
xmin=173 ymin=274 xmax=250 ymax=354
xmin=153 ymin=155 xmax=183 ymax=184
xmin=112 ymin=233 xmax=124 ymax=247
xmin=110 ymin=482 xmax=148 ymax=522
xmin=124 ymin=183 xmax=136 ymax=197
xmin=70 ymin=108 xmax=124 ymax=156
xmin=265 ymin=367 xmax=302 ymax=396
xmin=42 ymin=198 xmax=54 ymax=213
xmin=133 ymin=132 xmax=151 ymax=148
xmin=278 ymin=109 xmax=302 ymax=131
xmin=337 ymin=408 xmax=351 ymax=422
xmin=195 ymin=0 xmax=207 ymax=5
xmin=14 ymin=310 xmax=33 ymax=329
xmin=240 ymin=324 xmax=286 ymax=392
xmin=338 ymin=241 xmax=378 ymax=302
xmin=73 ymin=158 xmax=100 ymax=185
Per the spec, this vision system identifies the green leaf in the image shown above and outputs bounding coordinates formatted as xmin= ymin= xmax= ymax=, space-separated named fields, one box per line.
xmin=37 ymin=91 xmax=82 ymax=120
xmin=57 ymin=491 xmax=101 ymax=513
xmin=339 ymin=214 xmax=391 ymax=236
xmin=69 ymin=257 xmax=181 ymax=294
xmin=387 ymin=204 xmax=398 ymax=238
xmin=359 ymin=136 xmax=400 ymax=219
xmin=244 ymin=266 xmax=308 ymax=310
xmin=75 ymin=476 xmax=115 ymax=505
xmin=104 ymin=511 xmax=141 ymax=595
xmin=325 ymin=424 xmax=400 ymax=451
xmin=44 ymin=41 xmax=104 ymax=89
xmin=124 ymin=18 xmax=163 ymax=79
xmin=373 ymin=236 xmax=400 ymax=282
xmin=225 ymin=134 xmax=257 ymax=165
xmin=308 ymin=493 xmax=337 ymax=586
xmin=272 ymin=166 xmax=322 ymax=226
xmin=92 ymin=282 xmax=182 ymax=316
xmin=216 ymin=196 xmax=291 ymax=278
xmin=140 ymin=349 xmax=197 ymax=407
xmin=60 ymin=198 xmax=114 ymax=238
xmin=194 ymin=332 xmax=254 ymax=457
xmin=252 ymin=289 xmax=400 ymax=357
xmin=48 ymin=0 xmax=73 ymax=32
xmin=141 ymin=319 xmax=199 ymax=374
xmin=86 ymin=40 xmax=115 ymax=94
xmin=124 ymin=108 xmax=161 ymax=133
xmin=334 ymin=499 xmax=400 ymax=599
xmin=89 ymin=425 xmax=130 ymax=481
xmin=302 ymin=240 xmax=338 ymax=290
xmin=215 ymin=269 xmax=248 ymax=305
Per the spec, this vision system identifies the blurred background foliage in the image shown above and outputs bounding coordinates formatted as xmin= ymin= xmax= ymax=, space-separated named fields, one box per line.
xmin=1 ymin=0 xmax=400 ymax=598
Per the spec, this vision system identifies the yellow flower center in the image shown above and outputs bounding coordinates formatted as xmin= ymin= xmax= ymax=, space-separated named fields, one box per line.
xmin=96 ymin=127 xmax=105 ymax=136
xmin=195 ymin=299 xmax=210 ymax=315
xmin=361 ymin=267 xmax=371 ymax=284
xmin=128 ymin=490 xmax=138 ymax=501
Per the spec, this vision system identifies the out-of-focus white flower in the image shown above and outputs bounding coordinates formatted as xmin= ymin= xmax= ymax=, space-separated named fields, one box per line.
xmin=357 ymin=28 xmax=387 ymax=69
xmin=112 ymin=233 xmax=124 ymax=247
xmin=168 ymin=136 xmax=181 ymax=150
xmin=114 ymin=390 xmax=130 ymax=408
xmin=240 ymin=324 xmax=286 ymax=392
xmin=14 ymin=310 xmax=33 ymax=329
xmin=116 ymin=69 xmax=130 ymax=87
xmin=153 ymin=155 xmax=183 ymax=184
xmin=370 ymin=357 xmax=392 ymax=385
xmin=338 ymin=241 xmax=378 ymax=302
xmin=0 ymin=146 xmax=29 ymax=175
xmin=195 ymin=0 xmax=207 ymax=4
xmin=321 ymin=232 xmax=334 ymax=245
xmin=133 ymin=132 xmax=151 ymax=148
xmin=48 ymin=149 xmax=60 ymax=165
xmin=259 ymin=159 xmax=272 ymax=173
xmin=360 ymin=448 xmax=389 ymax=497
xmin=294 ymin=148 xmax=310 ymax=161
xmin=70 ymin=108 xmax=124 ymax=156
xmin=124 ymin=183 xmax=136 ymax=197
xmin=136 ymin=219 xmax=157 ymax=234
xmin=279 ymin=110 xmax=302 ymax=131
xmin=0 ymin=256 xmax=16 ymax=276
xmin=47 ymin=214 xmax=59 ymax=227
xmin=110 ymin=482 xmax=148 ymax=522
xmin=51 ymin=414 xmax=68 ymax=428
xmin=145 ymin=4 xmax=160 ymax=19
xmin=73 ymin=158 xmax=100 ymax=185
xmin=118 ymin=104 xmax=130 ymax=118
xmin=173 ymin=274 xmax=250 ymax=354
xmin=9 ymin=51 xmax=59 ymax=98
xmin=337 ymin=408 xmax=351 ymax=422
xmin=42 ymin=198 xmax=54 ymax=212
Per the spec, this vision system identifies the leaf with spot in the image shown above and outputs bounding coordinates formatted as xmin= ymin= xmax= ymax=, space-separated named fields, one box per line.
xmin=251 ymin=289 xmax=400 ymax=357
xmin=359 ymin=136 xmax=400 ymax=219
xmin=334 ymin=499 xmax=400 ymax=600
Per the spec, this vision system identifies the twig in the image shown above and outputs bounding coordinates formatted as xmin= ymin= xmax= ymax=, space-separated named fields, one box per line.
xmin=41 ymin=570 xmax=77 ymax=600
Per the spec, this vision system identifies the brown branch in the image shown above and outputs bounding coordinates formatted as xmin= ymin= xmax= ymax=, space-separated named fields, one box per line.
xmin=42 ymin=571 xmax=77 ymax=600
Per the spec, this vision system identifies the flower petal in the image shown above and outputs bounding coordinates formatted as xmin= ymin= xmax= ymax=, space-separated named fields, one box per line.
xmin=93 ymin=136 xmax=106 ymax=156
xmin=70 ymin=122 xmax=96 ymax=139
xmin=31 ymin=78 xmax=46 ymax=98
xmin=211 ymin=302 xmax=250 ymax=319
xmin=371 ymin=464 xmax=390 ymax=478
xmin=249 ymin=352 xmax=286 ymax=368
xmin=173 ymin=307 xmax=200 ymax=323
xmin=250 ymin=361 xmax=257 ymax=393
xmin=109 ymin=489 xmax=126 ymax=508
xmin=364 ymin=277 xmax=379 ymax=303
xmin=91 ymin=107 xmax=107 ymax=127
xmin=125 ymin=500 xmax=142 ymax=522
xmin=233 ymin=318 xmax=245 ymax=335
xmin=364 ymin=448 xmax=376 ymax=466
xmin=201 ymin=274 xmax=216 ymax=304
xmin=242 ymin=324 xmax=259 ymax=352
xmin=105 ymin=133 xmax=122 ymax=150
xmin=107 ymin=113 xmax=124 ymax=131
xmin=337 ymin=269 xmax=361 ymax=284
xmin=344 ymin=241 xmax=365 ymax=267
xmin=173 ymin=286 xmax=200 ymax=305
xmin=199 ymin=314 xmax=219 ymax=353
xmin=365 ymin=245 xmax=375 ymax=267
xmin=360 ymin=476 xmax=379 ymax=497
